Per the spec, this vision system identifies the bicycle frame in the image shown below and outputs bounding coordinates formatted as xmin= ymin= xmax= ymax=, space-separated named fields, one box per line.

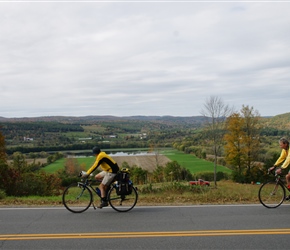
xmin=272 ymin=173 xmax=288 ymax=191
xmin=79 ymin=179 xmax=100 ymax=195
xmin=77 ymin=179 xmax=124 ymax=206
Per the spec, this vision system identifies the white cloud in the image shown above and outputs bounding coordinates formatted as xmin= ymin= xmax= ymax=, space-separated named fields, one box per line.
xmin=0 ymin=1 xmax=290 ymax=118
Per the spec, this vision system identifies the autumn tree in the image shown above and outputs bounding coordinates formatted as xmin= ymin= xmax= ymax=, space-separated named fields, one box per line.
xmin=224 ymin=105 xmax=261 ymax=182
xmin=224 ymin=113 xmax=246 ymax=174
xmin=64 ymin=158 xmax=84 ymax=176
xmin=201 ymin=96 xmax=233 ymax=187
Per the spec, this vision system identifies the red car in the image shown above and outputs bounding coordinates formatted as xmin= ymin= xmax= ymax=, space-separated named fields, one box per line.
xmin=189 ymin=179 xmax=210 ymax=186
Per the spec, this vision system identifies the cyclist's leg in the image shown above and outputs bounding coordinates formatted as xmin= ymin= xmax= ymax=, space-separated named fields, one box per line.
xmin=286 ymin=170 xmax=290 ymax=189
xmin=97 ymin=172 xmax=117 ymax=208
xmin=285 ymin=171 xmax=290 ymax=200
xmin=95 ymin=171 xmax=105 ymax=196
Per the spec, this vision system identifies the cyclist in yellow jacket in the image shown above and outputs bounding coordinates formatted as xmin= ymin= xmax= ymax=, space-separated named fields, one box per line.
xmin=80 ymin=147 xmax=119 ymax=208
xmin=269 ymin=137 xmax=290 ymax=191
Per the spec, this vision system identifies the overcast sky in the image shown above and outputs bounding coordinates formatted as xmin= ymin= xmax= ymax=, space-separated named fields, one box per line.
xmin=0 ymin=0 xmax=290 ymax=118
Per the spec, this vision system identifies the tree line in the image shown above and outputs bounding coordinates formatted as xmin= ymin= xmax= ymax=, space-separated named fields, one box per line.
xmin=1 ymin=99 xmax=290 ymax=197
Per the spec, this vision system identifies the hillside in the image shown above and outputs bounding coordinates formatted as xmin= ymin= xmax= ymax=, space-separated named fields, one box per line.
xmin=3 ymin=113 xmax=290 ymax=129
xmin=261 ymin=112 xmax=290 ymax=129
xmin=4 ymin=114 xmax=290 ymax=130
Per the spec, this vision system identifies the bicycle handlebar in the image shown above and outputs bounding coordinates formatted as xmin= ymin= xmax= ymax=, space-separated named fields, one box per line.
xmin=268 ymin=168 xmax=284 ymax=178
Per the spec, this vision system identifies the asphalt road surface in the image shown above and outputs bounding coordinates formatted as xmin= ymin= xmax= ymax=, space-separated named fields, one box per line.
xmin=0 ymin=204 xmax=290 ymax=250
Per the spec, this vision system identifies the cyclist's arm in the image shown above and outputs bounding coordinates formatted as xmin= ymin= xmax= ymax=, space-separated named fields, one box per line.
xmin=274 ymin=149 xmax=288 ymax=167
xmin=86 ymin=159 xmax=100 ymax=175
xmin=281 ymin=152 xmax=290 ymax=169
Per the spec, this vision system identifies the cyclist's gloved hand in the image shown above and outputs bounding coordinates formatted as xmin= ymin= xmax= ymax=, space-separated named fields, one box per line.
xmin=275 ymin=168 xmax=282 ymax=175
xmin=268 ymin=166 xmax=276 ymax=172
xmin=79 ymin=171 xmax=88 ymax=178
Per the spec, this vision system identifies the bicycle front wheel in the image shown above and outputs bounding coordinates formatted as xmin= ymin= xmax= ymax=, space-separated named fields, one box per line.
xmin=258 ymin=181 xmax=285 ymax=208
xmin=108 ymin=186 xmax=138 ymax=212
xmin=62 ymin=182 xmax=93 ymax=213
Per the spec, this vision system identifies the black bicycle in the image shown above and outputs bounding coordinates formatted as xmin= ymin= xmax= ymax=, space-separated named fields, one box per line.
xmin=62 ymin=176 xmax=138 ymax=213
xmin=258 ymin=170 xmax=290 ymax=208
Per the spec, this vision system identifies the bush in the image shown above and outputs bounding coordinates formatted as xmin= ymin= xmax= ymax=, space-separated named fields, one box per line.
xmin=61 ymin=176 xmax=80 ymax=187
xmin=138 ymin=181 xmax=211 ymax=195
xmin=0 ymin=189 xmax=6 ymax=199
xmin=3 ymin=169 xmax=62 ymax=196
xmin=139 ymin=183 xmax=156 ymax=194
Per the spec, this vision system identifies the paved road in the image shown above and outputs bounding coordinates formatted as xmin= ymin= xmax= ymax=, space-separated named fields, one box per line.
xmin=0 ymin=204 xmax=290 ymax=249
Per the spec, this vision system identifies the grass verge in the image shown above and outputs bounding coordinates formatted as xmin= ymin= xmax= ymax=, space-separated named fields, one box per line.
xmin=0 ymin=180 xmax=262 ymax=207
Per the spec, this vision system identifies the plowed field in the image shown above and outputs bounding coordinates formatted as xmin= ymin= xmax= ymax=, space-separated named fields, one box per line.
xmin=113 ymin=155 xmax=171 ymax=172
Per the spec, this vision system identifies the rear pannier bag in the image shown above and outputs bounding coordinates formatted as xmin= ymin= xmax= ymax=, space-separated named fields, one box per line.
xmin=115 ymin=169 xmax=132 ymax=195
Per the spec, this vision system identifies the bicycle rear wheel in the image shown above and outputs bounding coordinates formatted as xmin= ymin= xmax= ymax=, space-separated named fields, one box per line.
xmin=258 ymin=181 xmax=285 ymax=208
xmin=62 ymin=182 xmax=93 ymax=213
xmin=108 ymin=186 xmax=138 ymax=212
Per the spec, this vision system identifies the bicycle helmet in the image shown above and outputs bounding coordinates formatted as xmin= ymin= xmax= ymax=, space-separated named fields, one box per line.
xmin=92 ymin=147 xmax=101 ymax=154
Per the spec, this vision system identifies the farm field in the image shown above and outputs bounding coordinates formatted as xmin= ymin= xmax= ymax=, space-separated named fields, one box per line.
xmin=43 ymin=149 xmax=231 ymax=174
xmin=163 ymin=149 xmax=232 ymax=174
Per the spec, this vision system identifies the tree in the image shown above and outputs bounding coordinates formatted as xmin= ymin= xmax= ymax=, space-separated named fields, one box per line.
xmin=224 ymin=113 xmax=247 ymax=173
xmin=0 ymin=129 xmax=6 ymax=163
xmin=149 ymin=142 xmax=161 ymax=167
xmin=201 ymin=96 xmax=233 ymax=187
xmin=0 ymin=130 xmax=8 ymax=192
xmin=153 ymin=165 xmax=165 ymax=182
xmin=130 ymin=166 xmax=148 ymax=185
xmin=12 ymin=152 xmax=28 ymax=172
xmin=164 ymin=161 xmax=184 ymax=182
xmin=240 ymin=105 xmax=261 ymax=181
xmin=64 ymin=158 xmax=83 ymax=176
xmin=224 ymin=105 xmax=261 ymax=182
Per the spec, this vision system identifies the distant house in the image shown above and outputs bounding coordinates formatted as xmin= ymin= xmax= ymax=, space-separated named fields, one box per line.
xmin=78 ymin=137 xmax=92 ymax=143
xmin=78 ymin=137 xmax=92 ymax=141
xmin=24 ymin=137 xmax=33 ymax=141
xmin=140 ymin=133 xmax=147 ymax=139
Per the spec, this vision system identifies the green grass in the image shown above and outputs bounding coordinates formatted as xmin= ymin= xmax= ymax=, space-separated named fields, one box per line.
xmin=44 ymin=157 xmax=96 ymax=173
xmin=162 ymin=149 xmax=232 ymax=174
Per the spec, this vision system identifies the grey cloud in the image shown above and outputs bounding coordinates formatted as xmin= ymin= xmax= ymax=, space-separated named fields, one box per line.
xmin=0 ymin=2 xmax=290 ymax=117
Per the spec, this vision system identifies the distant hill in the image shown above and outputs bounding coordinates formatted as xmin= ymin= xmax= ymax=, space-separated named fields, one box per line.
xmin=0 ymin=115 xmax=208 ymax=127
xmin=1 ymin=113 xmax=290 ymax=129
xmin=260 ymin=112 xmax=290 ymax=129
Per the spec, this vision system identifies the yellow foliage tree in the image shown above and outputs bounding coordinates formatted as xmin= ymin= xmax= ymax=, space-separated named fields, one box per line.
xmin=224 ymin=105 xmax=261 ymax=180
xmin=224 ymin=113 xmax=247 ymax=173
